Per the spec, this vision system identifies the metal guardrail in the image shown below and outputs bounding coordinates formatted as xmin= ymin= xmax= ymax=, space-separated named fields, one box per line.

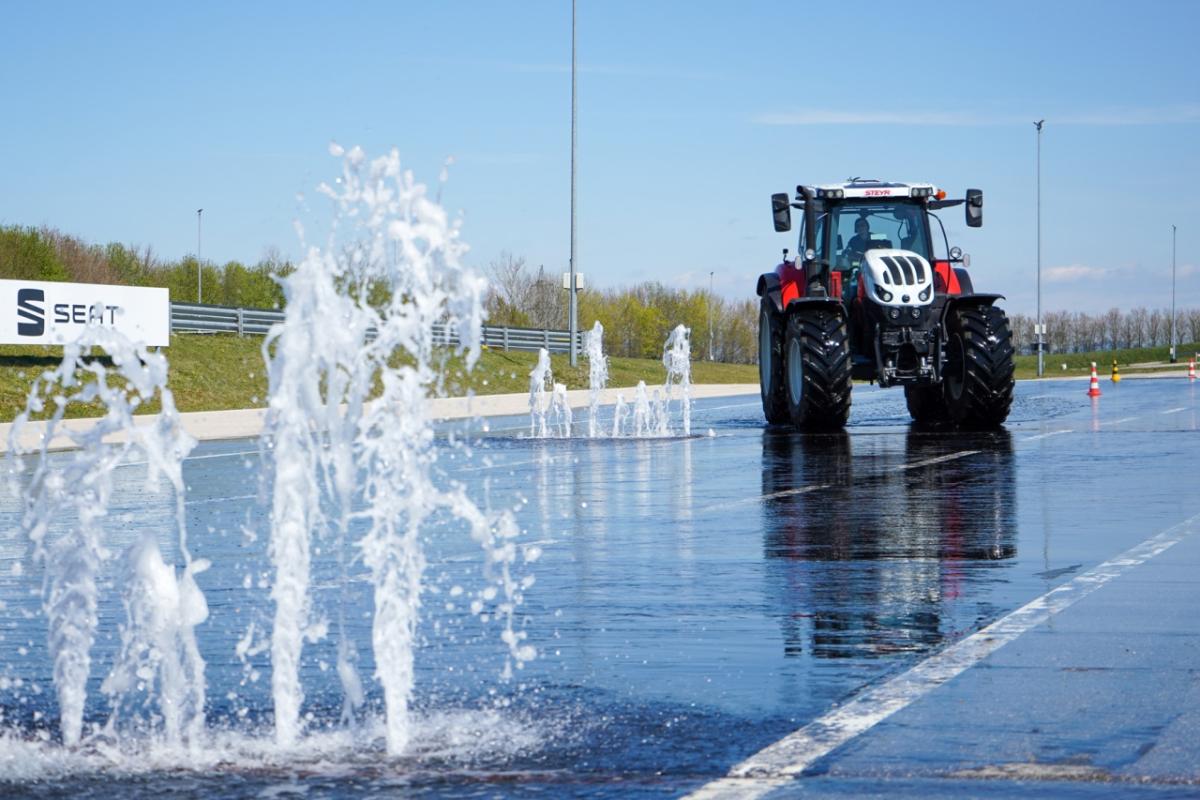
xmin=169 ymin=302 xmax=584 ymax=354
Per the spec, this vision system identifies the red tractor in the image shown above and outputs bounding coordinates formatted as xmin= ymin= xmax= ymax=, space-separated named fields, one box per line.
xmin=757 ymin=179 xmax=1014 ymax=430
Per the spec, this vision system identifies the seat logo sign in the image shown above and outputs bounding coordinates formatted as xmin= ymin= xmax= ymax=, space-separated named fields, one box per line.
xmin=2 ymin=279 xmax=169 ymax=347
xmin=17 ymin=288 xmax=45 ymax=337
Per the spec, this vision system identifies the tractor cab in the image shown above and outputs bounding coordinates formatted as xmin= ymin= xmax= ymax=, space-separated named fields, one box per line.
xmin=816 ymin=196 xmax=935 ymax=306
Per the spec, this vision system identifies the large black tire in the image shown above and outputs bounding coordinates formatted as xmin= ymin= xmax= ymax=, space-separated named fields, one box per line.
xmin=904 ymin=384 xmax=948 ymax=427
xmin=759 ymin=297 xmax=789 ymax=424
xmin=783 ymin=305 xmax=852 ymax=430
xmin=943 ymin=304 xmax=1015 ymax=428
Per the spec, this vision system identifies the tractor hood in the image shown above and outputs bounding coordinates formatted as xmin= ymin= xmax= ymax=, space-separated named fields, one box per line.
xmin=860 ymin=249 xmax=934 ymax=308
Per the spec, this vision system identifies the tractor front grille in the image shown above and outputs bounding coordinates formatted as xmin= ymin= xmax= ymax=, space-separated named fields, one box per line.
xmin=878 ymin=255 xmax=926 ymax=286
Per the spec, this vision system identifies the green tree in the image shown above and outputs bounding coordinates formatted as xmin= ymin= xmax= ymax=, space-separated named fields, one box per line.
xmin=0 ymin=226 xmax=69 ymax=281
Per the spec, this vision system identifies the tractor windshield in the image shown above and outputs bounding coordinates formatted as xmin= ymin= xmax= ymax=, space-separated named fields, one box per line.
xmin=824 ymin=201 xmax=932 ymax=270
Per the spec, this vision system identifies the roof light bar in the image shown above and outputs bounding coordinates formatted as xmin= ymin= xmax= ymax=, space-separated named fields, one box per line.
xmin=910 ymin=187 xmax=934 ymax=198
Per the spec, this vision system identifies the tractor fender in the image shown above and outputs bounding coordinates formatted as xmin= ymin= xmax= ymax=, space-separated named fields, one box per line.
xmin=757 ymin=272 xmax=783 ymax=314
xmin=785 ymin=296 xmax=845 ymax=318
xmin=941 ymin=293 xmax=1005 ymax=323
xmin=953 ymin=267 xmax=974 ymax=295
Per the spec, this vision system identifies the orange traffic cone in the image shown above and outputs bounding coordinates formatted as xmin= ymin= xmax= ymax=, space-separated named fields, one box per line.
xmin=1087 ymin=362 xmax=1102 ymax=397
xmin=1189 ymin=358 xmax=1196 ymax=381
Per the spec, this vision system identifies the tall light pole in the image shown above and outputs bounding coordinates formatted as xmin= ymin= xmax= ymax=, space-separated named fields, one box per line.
xmin=708 ymin=271 xmax=714 ymax=361
xmin=197 ymin=208 xmax=204 ymax=304
xmin=568 ymin=0 xmax=578 ymax=367
xmin=1170 ymin=224 xmax=1177 ymax=362
xmin=1034 ymin=120 xmax=1044 ymax=377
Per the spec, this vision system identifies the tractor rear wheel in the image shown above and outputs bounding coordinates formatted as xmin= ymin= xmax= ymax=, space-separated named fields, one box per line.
xmin=943 ymin=304 xmax=1015 ymax=428
xmin=759 ymin=298 xmax=789 ymax=424
xmin=904 ymin=384 xmax=948 ymax=426
xmin=783 ymin=305 xmax=852 ymax=430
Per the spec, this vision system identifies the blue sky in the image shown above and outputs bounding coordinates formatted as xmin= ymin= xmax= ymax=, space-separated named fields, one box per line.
xmin=2 ymin=0 xmax=1197 ymax=316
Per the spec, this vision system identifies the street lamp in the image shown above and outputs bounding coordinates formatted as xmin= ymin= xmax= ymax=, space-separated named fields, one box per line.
xmin=1170 ymin=224 xmax=1177 ymax=362
xmin=197 ymin=208 xmax=204 ymax=304
xmin=1034 ymin=120 xmax=1044 ymax=376
xmin=568 ymin=0 xmax=579 ymax=367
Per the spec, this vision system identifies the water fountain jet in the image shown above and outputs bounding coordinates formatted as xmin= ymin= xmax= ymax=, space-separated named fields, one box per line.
xmin=5 ymin=328 xmax=200 ymax=748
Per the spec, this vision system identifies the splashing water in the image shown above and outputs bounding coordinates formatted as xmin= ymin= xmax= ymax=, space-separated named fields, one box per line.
xmin=550 ymin=383 xmax=573 ymax=438
xmin=532 ymin=326 xmax=691 ymax=439
xmin=102 ymin=536 xmax=209 ymax=748
xmin=663 ymin=325 xmax=692 ymax=437
xmin=4 ymin=328 xmax=201 ymax=748
xmin=263 ymin=145 xmax=531 ymax=755
xmin=632 ymin=381 xmax=652 ymax=437
xmin=528 ymin=348 xmax=552 ymax=438
xmin=585 ymin=321 xmax=608 ymax=438
xmin=611 ymin=393 xmax=628 ymax=437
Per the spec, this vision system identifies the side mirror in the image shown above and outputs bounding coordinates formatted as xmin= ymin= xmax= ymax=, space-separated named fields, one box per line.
xmin=772 ymin=193 xmax=792 ymax=232
xmin=965 ymin=188 xmax=983 ymax=228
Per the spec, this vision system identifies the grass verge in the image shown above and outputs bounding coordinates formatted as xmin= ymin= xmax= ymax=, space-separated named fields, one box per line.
xmin=6 ymin=334 xmax=1191 ymax=423
xmin=0 ymin=335 xmax=757 ymax=422
xmin=1015 ymin=341 xmax=1200 ymax=380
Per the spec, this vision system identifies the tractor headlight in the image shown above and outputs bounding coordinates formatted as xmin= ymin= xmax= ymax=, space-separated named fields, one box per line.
xmin=919 ymin=286 xmax=931 ymax=301
xmin=874 ymin=284 xmax=893 ymax=303
xmin=888 ymin=308 xmax=900 ymax=320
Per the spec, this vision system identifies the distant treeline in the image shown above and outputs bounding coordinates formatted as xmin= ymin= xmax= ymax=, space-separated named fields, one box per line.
xmin=0 ymin=225 xmax=291 ymax=309
xmin=487 ymin=253 xmax=1200 ymax=362
xmin=484 ymin=253 xmax=759 ymax=364
xmin=1009 ymin=308 xmax=1200 ymax=354
xmin=4 ymin=227 xmax=1196 ymax=362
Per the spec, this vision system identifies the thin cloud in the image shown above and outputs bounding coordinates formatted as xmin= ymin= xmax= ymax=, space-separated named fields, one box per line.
xmin=406 ymin=55 xmax=716 ymax=80
xmin=508 ymin=62 xmax=714 ymax=78
xmin=753 ymin=104 xmax=1200 ymax=127
xmin=1044 ymin=265 xmax=1112 ymax=282
xmin=1056 ymin=105 xmax=1200 ymax=125
xmin=754 ymin=110 xmax=994 ymax=126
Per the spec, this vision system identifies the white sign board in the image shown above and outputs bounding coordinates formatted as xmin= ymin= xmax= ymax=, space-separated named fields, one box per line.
xmin=0 ymin=279 xmax=170 ymax=347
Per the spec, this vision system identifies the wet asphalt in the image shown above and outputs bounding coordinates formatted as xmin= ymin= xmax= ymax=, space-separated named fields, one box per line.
xmin=1 ymin=376 xmax=1198 ymax=798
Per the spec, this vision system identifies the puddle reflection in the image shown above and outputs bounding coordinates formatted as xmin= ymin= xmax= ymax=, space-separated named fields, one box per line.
xmin=761 ymin=429 xmax=1016 ymax=659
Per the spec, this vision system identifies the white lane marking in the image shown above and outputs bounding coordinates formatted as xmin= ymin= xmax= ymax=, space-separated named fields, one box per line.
xmin=699 ymin=484 xmax=828 ymax=514
xmin=185 ymin=493 xmax=257 ymax=506
xmin=898 ymin=450 xmax=978 ymax=470
xmin=1161 ymin=407 xmax=1187 ymax=415
xmin=443 ymin=457 xmax=544 ymax=474
xmin=1021 ymin=429 xmax=1073 ymax=442
xmin=684 ymin=510 xmax=1200 ymax=800
xmin=694 ymin=402 xmax=762 ymax=413
xmin=1099 ymin=416 xmax=1137 ymax=427
xmin=115 ymin=449 xmax=261 ymax=470
xmin=186 ymin=449 xmax=260 ymax=462
xmin=697 ymin=449 xmax=979 ymax=514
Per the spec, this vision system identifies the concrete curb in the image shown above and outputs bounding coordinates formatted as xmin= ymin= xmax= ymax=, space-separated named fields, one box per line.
xmin=0 ymin=383 xmax=762 ymax=454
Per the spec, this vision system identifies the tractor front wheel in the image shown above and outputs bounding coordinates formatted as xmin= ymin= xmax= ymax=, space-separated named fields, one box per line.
xmin=943 ymin=304 xmax=1015 ymax=428
xmin=784 ymin=305 xmax=852 ymax=430
xmin=759 ymin=298 xmax=789 ymax=424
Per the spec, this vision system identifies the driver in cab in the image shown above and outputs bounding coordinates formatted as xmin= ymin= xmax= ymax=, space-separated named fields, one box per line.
xmin=840 ymin=216 xmax=873 ymax=305
xmin=844 ymin=217 xmax=872 ymax=263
